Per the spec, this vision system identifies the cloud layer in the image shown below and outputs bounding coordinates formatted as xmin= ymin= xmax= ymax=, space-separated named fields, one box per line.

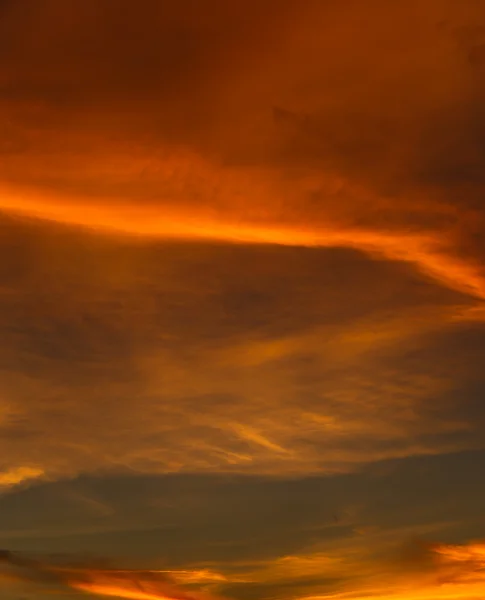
xmin=1 ymin=0 xmax=485 ymax=483
xmin=3 ymin=538 xmax=485 ymax=600
xmin=1 ymin=3 xmax=485 ymax=600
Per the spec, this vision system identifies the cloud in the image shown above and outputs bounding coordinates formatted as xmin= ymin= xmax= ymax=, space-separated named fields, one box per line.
xmin=0 ymin=0 xmax=484 ymax=492
xmin=0 ymin=0 xmax=484 ymax=304
xmin=216 ymin=539 xmax=485 ymax=600
xmin=3 ymin=539 xmax=485 ymax=600
xmin=2 ymin=6 xmax=485 ymax=600
xmin=0 ymin=550 xmax=225 ymax=600
xmin=0 ymin=213 xmax=484 ymax=482
xmin=0 ymin=466 xmax=44 ymax=488
xmin=2 ymin=176 xmax=485 ymax=302
xmin=306 ymin=540 xmax=485 ymax=600
xmin=0 ymin=451 xmax=485 ymax=600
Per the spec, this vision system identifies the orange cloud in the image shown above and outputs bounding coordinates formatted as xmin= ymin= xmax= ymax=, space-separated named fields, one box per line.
xmin=1 ymin=176 xmax=485 ymax=303
xmin=0 ymin=552 xmax=224 ymax=600
xmin=4 ymin=541 xmax=485 ymax=600
xmin=296 ymin=541 xmax=485 ymax=600
xmin=1 ymin=0 xmax=485 ymax=311
xmin=0 ymin=0 xmax=485 ymax=504
xmin=222 ymin=539 xmax=485 ymax=600
xmin=0 ymin=466 xmax=44 ymax=488
xmin=71 ymin=575 xmax=215 ymax=600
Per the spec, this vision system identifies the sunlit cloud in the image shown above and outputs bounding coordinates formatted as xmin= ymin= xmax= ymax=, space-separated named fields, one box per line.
xmin=0 ymin=466 xmax=44 ymax=489
xmin=0 ymin=2 xmax=485 ymax=600
xmin=3 ymin=541 xmax=485 ymax=600
xmin=296 ymin=541 xmax=485 ymax=600
xmin=1 ymin=175 xmax=485 ymax=303
xmin=0 ymin=552 xmax=224 ymax=600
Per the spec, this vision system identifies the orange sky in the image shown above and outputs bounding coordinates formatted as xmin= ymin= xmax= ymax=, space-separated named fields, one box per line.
xmin=1 ymin=2 xmax=485 ymax=600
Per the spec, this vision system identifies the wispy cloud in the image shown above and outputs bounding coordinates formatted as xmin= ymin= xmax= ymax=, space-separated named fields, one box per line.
xmin=0 ymin=466 xmax=44 ymax=489
xmin=0 ymin=551 xmax=225 ymax=600
xmin=3 ymin=540 xmax=485 ymax=600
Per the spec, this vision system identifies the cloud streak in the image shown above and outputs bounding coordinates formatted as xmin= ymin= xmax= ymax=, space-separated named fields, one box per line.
xmin=0 ymin=551 xmax=224 ymax=600
xmin=3 ymin=540 xmax=485 ymax=600
xmin=2 ymin=176 xmax=485 ymax=303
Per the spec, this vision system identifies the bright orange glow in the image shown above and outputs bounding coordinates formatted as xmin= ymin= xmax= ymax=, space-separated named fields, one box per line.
xmin=61 ymin=570 xmax=221 ymax=600
xmin=69 ymin=578 xmax=221 ymax=600
xmin=296 ymin=542 xmax=485 ymax=600
xmin=72 ymin=581 xmax=180 ymax=600
xmin=1 ymin=182 xmax=484 ymax=302
xmin=0 ymin=466 xmax=44 ymax=487
xmin=161 ymin=571 xmax=227 ymax=584
xmin=58 ymin=542 xmax=485 ymax=600
xmin=302 ymin=583 xmax=485 ymax=600
xmin=434 ymin=541 xmax=485 ymax=564
xmin=3 ymin=542 xmax=485 ymax=600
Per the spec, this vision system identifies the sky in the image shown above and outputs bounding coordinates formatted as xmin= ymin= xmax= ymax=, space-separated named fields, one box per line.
xmin=1 ymin=1 xmax=485 ymax=600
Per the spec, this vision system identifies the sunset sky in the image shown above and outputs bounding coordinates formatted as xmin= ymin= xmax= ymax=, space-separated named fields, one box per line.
xmin=1 ymin=1 xmax=485 ymax=600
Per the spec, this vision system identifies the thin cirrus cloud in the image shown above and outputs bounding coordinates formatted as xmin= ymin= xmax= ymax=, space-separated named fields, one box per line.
xmin=1 ymin=220 xmax=484 ymax=483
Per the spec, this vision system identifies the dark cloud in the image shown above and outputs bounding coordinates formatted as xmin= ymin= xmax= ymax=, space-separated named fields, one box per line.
xmin=2 ymin=451 xmax=485 ymax=599
xmin=0 ymin=548 xmax=222 ymax=600
xmin=2 ymin=450 xmax=485 ymax=558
